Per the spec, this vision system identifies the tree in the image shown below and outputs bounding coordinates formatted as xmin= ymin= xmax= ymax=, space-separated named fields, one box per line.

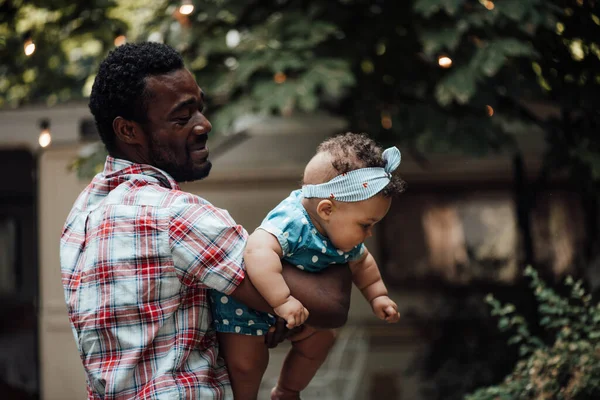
xmin=467 ymin=266 xmax=600 ymax=400
xmin=6 ymin=1 xmax=598 ymax=203
xmin=0 ymin=0 xmax=131 ymax=108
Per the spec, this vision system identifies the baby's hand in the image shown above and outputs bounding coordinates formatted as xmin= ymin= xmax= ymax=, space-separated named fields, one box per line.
xmin=274 ymin=296 xmax=309 ymax=329
xmin=371 ymin=296 xmax=400 ymax=323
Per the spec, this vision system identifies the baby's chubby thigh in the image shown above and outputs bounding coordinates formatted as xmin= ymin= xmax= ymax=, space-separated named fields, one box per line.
xmin=209 ymin=290 xmax=275 ymax=336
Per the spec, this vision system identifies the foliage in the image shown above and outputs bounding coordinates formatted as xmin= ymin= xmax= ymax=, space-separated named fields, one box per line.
xmin=409 ymin=288 xmax=524 ymax=400
xmin=466 ymin=266 xmax=600 ymax=400
xmin=3 ymin=1 xmax=600 ymax=193
xmin=146 ymin=0 xmax=555 ymax=154
xmin=0 ymin=0 xmax=128 ymax=108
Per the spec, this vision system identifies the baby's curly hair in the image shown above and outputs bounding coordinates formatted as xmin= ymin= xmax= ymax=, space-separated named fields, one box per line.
xmin=89 ymin=42 xmax=184 ymax=153
xmin=317 ymin=132 xmax=406 ymax=197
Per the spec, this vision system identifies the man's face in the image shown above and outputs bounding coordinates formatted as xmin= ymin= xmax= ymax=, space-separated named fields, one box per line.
xmin=142 ymin=68 xmax=212 ymax=182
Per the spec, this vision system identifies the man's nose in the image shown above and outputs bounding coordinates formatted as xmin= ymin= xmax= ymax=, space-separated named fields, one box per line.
xmin=366 ymin=229 xmax=373 ymax=238
xmin=193 ymin=116 xmax=212 ymax=135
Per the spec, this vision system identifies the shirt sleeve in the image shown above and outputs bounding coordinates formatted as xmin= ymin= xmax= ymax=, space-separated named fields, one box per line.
xmin=169 ymin=202 xmax=246 ymax=294
xmin=256 ymin=206 xmax=309 ymax=257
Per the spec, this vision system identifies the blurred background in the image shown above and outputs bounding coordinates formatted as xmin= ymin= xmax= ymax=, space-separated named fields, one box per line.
xmin=0 ymin=0 xmax=599 ymax=399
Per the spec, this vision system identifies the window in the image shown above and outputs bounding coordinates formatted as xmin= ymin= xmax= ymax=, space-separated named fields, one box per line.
xmin=0 ymin=217 xmax=17 ymax=295
xmin=380 ymin=188 xmax=584 ymax=288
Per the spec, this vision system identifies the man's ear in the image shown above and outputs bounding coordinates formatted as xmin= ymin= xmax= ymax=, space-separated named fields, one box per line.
xmin=316 ymin=199 xmax=334 ymax=220
xmin=113 ymin=116 xmax=145 ymax=146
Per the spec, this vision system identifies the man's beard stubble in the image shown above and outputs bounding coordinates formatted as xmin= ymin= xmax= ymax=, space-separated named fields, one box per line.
xmin=148 ymin=138 xmax=212 ymax=183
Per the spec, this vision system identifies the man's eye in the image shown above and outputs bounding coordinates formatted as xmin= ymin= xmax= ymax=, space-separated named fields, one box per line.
xmin=175 ymin=117 xmax=190 ymax=125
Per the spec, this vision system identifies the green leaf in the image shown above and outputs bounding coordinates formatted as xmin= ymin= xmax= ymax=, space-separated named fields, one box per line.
xmin=435 ymin=65 xmax=478 ymax=105
xmin=508 ymin=335 xmax=523 ymax=345
xmin=496 ymin=0 xmax=530 ymax=22
xmin=419 ymin=21 xmax=469 ymax=56
xmin=498 ymin=317 xmax=510 ymax=330
xmin=300 ymin=58 xmax=355 ymax=99
xmin=497 ymin=38 xmax=537 ymax=57
xmin=414 ymin=0 xmax=466 ymax=17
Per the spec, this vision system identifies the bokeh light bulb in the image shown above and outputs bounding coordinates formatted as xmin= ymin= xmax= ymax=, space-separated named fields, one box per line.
xmin=226 ymin=30 xmax=241 ymax=48
xmin=24 ymin=39 xmax=35 ymax=56
xmin=39 ymin=129 xmax=51 ymax=147
xmin=438 ymin=55 xmax=453 ymax=68
xmin=114 ymin=34 xmax=126 ymax=46
xmin=179 ymin=0 xmax=194 ymax=15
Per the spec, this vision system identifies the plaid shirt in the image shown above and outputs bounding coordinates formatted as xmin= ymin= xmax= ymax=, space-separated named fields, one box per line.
xmin=60 ymin=156 xmax=246 ymax=400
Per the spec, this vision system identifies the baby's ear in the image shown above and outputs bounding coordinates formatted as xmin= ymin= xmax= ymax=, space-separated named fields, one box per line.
xmin=316 ymin=199 xmax=334 ymax=220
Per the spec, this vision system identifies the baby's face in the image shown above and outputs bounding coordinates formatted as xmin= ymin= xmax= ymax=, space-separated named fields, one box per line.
xmin=325 ymin=195 xmax=392 ymax=252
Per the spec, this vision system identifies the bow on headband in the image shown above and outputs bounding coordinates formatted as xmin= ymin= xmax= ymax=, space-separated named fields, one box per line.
xmin=302 ymin=146 xmax=401 ymax=202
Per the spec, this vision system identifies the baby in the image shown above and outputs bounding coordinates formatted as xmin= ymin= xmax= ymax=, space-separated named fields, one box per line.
xmin=211 ymin=132 xmax=405 ymax=400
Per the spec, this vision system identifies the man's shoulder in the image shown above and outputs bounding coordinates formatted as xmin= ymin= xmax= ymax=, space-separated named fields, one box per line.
xmin=167 ymin=190 xmax=222 ymax=213
xmin=165 ymin=188 xmax=208 ymax=206
xmin=167 ymin=190 xmax=240 ymax=228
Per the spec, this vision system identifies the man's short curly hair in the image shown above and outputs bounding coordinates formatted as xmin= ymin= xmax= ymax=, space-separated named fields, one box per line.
xmin=89 ymin=42 xmax=184 ymax=153
xmin=317 ymin=132 xmax=406 ymax=197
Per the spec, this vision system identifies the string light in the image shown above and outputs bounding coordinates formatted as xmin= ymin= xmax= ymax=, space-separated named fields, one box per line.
xmin=479 ymin=0 xmax=495 ymax=10
xmin=226 ymin=30 xmax=241 ymax=48
xmin=486 ymin=105 xmax=494 ymax=117
xmin=274 ymin=72 xmax=287 ymax=84
xmin=23 ymin=32 xmax=35 ymax=56
xmin=38 ymin=119 xmax=52 ymax=148
xmin=114 ymin=30 xmax=127 ymax=46
xmin=179 ymin=0 xmax=194 ymax=15
xmin=381 ymin=112 xmax=392 ymax=129
xmin=438 ymin=55 xmax=453 ymax=68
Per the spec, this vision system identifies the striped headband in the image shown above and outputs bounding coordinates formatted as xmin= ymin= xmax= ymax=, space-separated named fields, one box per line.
xmin=302 ymin=146 xmax=401 ymax=202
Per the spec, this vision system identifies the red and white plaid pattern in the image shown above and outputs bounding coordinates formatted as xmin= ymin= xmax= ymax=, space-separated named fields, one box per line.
xmin=60 ymin=156 xmax=246 ymax=399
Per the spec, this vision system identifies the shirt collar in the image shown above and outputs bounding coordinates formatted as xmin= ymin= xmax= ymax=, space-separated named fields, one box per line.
xmin=102 ymin=156 xmax=181 ymax=190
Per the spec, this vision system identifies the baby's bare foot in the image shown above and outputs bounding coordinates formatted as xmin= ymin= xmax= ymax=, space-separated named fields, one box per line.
xmin=270 ymin=386 xmax=301 ymax=400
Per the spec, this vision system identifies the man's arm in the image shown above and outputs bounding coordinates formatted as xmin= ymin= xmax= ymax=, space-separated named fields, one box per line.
xmin=230 ymin=261 xmax=352 ymax=329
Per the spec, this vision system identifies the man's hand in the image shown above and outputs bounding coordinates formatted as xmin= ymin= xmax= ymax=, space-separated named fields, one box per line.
xmin=274 ymin=296 xmax=309 ymax=328
xmin=282 ymin=262 xmax=352 ymax=329
xmin=231 ymin=262 xmax=352 ymax=330
xmin=264 ymin=318 xmax=303 ymax=348
xmin=371 ymin=295 xmax=400 ymax=323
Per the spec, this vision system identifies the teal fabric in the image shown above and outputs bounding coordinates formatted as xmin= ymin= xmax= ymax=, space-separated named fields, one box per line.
xmin=211 ymin=190 xmax=365 ymax=336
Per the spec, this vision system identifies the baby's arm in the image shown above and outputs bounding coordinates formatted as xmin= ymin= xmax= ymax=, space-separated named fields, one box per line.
xmin=349 ymin=247 xmax=400 ymax=323
xmin=244 ymin=229 xmax=309 ymax=328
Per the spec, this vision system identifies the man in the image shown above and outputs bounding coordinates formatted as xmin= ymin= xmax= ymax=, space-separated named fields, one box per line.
xmin=60 ymin=42 xmax=351 ymax=400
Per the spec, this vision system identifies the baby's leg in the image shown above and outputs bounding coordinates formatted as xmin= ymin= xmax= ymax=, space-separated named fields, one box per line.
xmin=210 ymin=290 xmax=274 ymax=400
xmin=271 ymin=328 xmax=337 ymax=400
xmin=218 ymin=332 xmax=269 ymax=400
